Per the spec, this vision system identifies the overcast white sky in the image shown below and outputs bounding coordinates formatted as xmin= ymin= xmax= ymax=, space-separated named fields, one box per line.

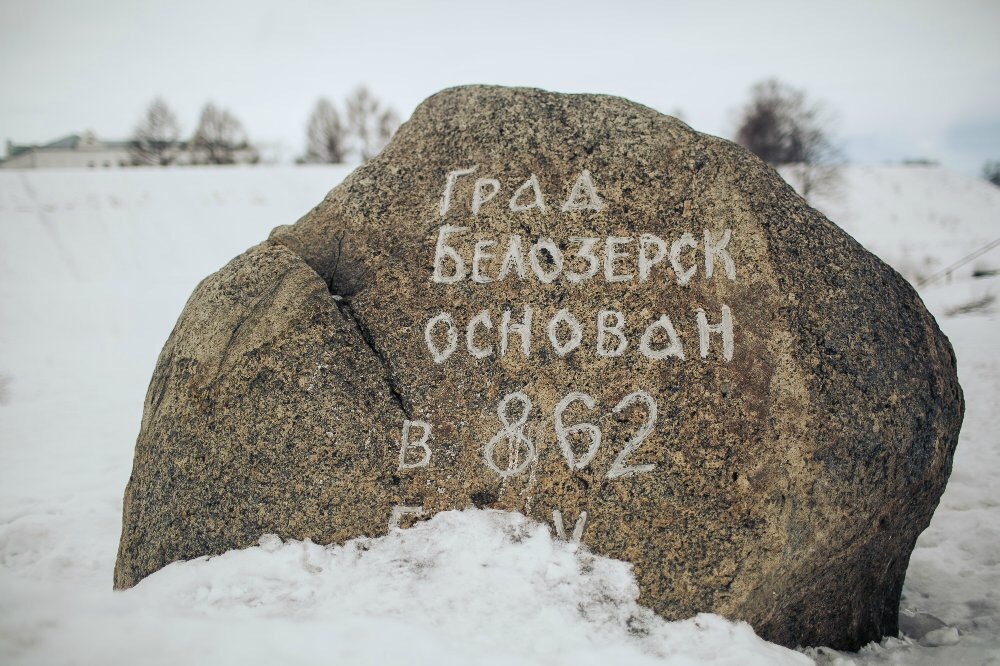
xmin=1 ymin=0 xmax=998 ymax=173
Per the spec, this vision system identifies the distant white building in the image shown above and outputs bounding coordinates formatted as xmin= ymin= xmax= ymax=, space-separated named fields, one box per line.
xmin=2 ymin=130 xmax=260 ymax=168
xmin=1 ymin=131 xmax=132 ymax=169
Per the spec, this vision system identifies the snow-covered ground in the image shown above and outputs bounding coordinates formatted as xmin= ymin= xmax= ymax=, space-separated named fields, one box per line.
xmin=785 ymin=164 xmax=1000 ymax=286
xmin=0 ymin=165 xmax=996 ymax=665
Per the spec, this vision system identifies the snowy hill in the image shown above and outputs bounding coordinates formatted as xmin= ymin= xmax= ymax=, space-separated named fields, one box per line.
xmin=784 ymin=164 xmax=1000 ymax=282
xmin=0 ymin=165 xmax=353 ymax=285
xmin=0 ymin=165 xmax=997 ymax=665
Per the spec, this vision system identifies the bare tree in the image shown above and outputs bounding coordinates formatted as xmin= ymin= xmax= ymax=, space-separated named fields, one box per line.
xmin=190 ymin=102 xmax=255 ymax=165
xmin=983 ymin=160 xmax=1000 ymax=187
xmin=734 ymin=79 xmax=842 ymax=201
xmin=130 ymin=97 xmax=181 ymax=166
xmin=378 ymin=107 xmax=401 ymax=150
xmin=301 ymin=98 xmax=347 ymax=164
xmin=345 ymin=85 xmax=400 ymax=162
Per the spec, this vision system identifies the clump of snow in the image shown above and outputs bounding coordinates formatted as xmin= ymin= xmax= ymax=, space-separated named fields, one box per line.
xmin=1 ymin=165 xmax=998 ymax=665
xmin=920 ymin=626 xmax=960 ymax=648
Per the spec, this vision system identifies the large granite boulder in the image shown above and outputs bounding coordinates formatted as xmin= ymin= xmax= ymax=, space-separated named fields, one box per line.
xmin=114 ymin=85 xmax=963 ymax=650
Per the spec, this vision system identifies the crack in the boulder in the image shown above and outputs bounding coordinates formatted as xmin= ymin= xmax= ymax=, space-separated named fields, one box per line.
xmin=334 ymin=299 xmax=413 ymax=421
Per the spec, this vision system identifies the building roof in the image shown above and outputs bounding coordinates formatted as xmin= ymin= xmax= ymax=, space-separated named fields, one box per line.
xmin=5 ymin=132 xmax=133 ymax=159
xmin=42 ymin=134 xmax=82 ymax=150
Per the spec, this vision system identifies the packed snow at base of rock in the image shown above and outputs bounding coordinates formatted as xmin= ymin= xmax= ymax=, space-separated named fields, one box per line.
xmin=123 ymin=509 xmax=807 ymax=665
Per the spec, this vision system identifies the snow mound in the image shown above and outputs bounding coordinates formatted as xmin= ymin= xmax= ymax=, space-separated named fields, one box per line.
xmin=2 ymin=508 xmax=809 ymax=666
xmin=132 ymin=509 xmax=808 ymax=665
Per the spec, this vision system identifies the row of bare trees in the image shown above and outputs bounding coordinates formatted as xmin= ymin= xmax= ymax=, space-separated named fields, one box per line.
xmin=133 ymin=82 xmax=999 ymax=194
xmin=130 ymin=86 xmax=400 ymax=167
xmin=131 ymin=99 xmax=255 ymax=166
xmin=300 ymin=86 xmax=399 ymax=164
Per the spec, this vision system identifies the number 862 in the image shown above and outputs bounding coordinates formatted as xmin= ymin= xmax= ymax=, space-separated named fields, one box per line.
xmin=484 ymin=389 xmax=658 ymax=480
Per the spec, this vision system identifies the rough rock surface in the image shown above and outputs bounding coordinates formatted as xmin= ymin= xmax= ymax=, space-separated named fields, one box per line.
xmin=114 ymin=85 xmax=963 ymax=650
